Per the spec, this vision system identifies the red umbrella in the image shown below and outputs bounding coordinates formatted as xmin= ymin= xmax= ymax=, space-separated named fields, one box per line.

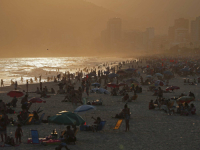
xmin=107 ymin=83 xmax=119 ymax=88
xmin=166 ymin=86 xmax=180 ymax=91
xmin=29 ymin=97 xmax=46 ymax=103
xmin=118 ymin=83 xmax=127 ymax=86
xmin=7 ymin=90 xmax=24 ymax=98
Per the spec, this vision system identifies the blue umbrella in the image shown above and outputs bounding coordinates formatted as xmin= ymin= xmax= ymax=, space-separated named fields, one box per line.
xmin=163 ymin=71 xmax=173 ymax=75
xmin=180 ymin=68 xmax=190 ymax=72
xmin=92 ymin=83 xmax=100 ymax=87
xmin=126 ymin=78 xmax=139 ymax=83
xmin=108 ymin=73 xmax=118 ymax=78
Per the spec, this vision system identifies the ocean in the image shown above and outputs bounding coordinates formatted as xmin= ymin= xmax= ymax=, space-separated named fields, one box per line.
xmin=0 ymin=57 xmax=132 ymax=86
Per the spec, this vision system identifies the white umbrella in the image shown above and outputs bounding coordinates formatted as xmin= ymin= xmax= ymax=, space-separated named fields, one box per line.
xmin=74 ymin=105 xmax=96 ymax=113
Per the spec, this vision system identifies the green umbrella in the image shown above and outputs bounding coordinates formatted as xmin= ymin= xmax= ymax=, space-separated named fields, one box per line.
xmin=48 ymin=114 xmax=76 ymax=125
xmin=58 ymin=111 xmax=85 ymax=126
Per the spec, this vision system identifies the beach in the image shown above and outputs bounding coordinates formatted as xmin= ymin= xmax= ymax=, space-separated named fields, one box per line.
xmin=0 ymin=59 xmax=200 ymax=150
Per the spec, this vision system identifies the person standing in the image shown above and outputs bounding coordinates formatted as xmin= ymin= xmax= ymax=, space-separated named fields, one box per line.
xmin=14 ymin=81 xmax=18 ymax=90
xmin=123 ymin=104 xmax=130 ymax=132
xmin=1 ymin=79 xmax=4 ymax=87
xmin=15 ymin=124 xmax=23 ymax=144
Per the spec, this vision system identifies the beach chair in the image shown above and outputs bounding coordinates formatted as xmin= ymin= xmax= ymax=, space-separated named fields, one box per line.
xmin=31 ymin=130 xmax=40 ymax=144
xmin=113 ymin=119 xmax=123 ymax=130
xmin=21 ymin=114 xmax=34 ymax=125
xmin=34 ymin=113 xmax=45 ymax=124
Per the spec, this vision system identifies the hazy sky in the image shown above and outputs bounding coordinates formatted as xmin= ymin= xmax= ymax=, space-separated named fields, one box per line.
xmin=0 ymin=0 xmax=200 ymax=57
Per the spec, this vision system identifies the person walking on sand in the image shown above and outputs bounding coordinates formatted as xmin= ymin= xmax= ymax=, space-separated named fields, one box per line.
xmin=123 ymin=104 xmax=130 ymax=132
xmin=1 ymin=79 xmax=4 ymax=87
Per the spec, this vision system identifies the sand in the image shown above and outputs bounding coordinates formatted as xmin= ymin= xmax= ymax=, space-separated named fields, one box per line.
xmin=0 ymin=61 xmax=200 ymax=150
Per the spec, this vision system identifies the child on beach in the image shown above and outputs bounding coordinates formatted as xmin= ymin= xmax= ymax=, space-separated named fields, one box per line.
xmin=15 ymin=124 xmax=23 ymax=144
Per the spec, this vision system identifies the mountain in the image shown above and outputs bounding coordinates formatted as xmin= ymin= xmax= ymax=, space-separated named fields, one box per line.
xmin=0 ymin=0 xmax=126 ymax=57
xmin=86 ymin=0 xmax=200 ymax=34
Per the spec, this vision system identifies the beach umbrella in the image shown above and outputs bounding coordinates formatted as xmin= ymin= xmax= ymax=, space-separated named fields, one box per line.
xmin=155 ymin=73 xmax=163 ymax=77
xmin=28 ymin=97 xmax=46 ymax=103
xmin=146 ymin=75 xmax=153 ymax=78
xmin=7 ymin=90 xmax=24 ymax=98
xmin=176 ymin=96 xmax=195 ymax=104
xmin=163 ymin=71 xmax=173 ymax=75
xmin=126 ymin=78 xmax=139 ymax=84
xmin=125 ymin=68 xmax=137 ymax=72
xmin=91 ymin=83 xmax=100 ymax=87
xmin=48 ymin=114 xmax=76 ymax=125
xmin=118 ymin=83 xmax=127 ymax=86
xmin=58 ymin=111 xmax=85 ymax=126
xmin=155 ymin=80 xmax=165 ymax=86
xmin=166 ymin=86 xmax=180 ymax=91
xmin=107 ymin=83 xmax=119 ymax=88
xmin=74 ymin=105 xmax=96 ymax=113
xmin=104 ymin=71 xmax=110 ymax=75
xmin=108 ymin=73 xmax=118 ymax=78
xmin=116 ymin=70 xmax=126 ymax=75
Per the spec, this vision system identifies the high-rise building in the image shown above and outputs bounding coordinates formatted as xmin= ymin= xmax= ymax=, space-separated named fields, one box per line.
xmin=168 ymin=18 xmax=189 ymax=44
xmin=143 ymin=27 xmax=155 ymax=50
xmin=191 ymin=16 xmax=200 ymax=46
xmin=107 ymin=18 xmax=122 ymax=48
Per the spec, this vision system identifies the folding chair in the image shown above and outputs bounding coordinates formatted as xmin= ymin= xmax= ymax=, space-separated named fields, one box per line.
xmin=31 ymin=130 xmax=40 ymax=144
xmin=113 ymin=119 xmax=123 ymax=130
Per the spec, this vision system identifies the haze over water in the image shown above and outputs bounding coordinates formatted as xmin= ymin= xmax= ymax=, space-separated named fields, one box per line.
xmin=0 ymin=57 xmax=131 ymax=86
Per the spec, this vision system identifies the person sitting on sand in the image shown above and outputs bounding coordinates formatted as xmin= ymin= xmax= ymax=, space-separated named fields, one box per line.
xmin=51 ymin=88 xmax=55 ymax=94
xmin=122 ymin=93 xmax=129 ymax=102
xmin=189 ymin=103 xmax=196 ymax=115
xmin=189 ymin=91 xmax=195 ymax=98
xmin=21 ymin=95 xmax=28 ymax=105
xmin=92 ymin=116 xmax=102 ymax=132
xmin=40 ymin=88 xmax=47 ymax=98
xmin=32 ymin=111 xmax=39 ymax=123
xmin=36 ymin=87 xmax=41 ymax=94
xmin=158 ymin=87 xmax=163 ymax=100
xmin=149 ymin=100 xmax=155 ymax=110
xmin=6 ymin=96 xmax=18 ymax=108
xmin=64 ymin=126 xmax=76 ymax=143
